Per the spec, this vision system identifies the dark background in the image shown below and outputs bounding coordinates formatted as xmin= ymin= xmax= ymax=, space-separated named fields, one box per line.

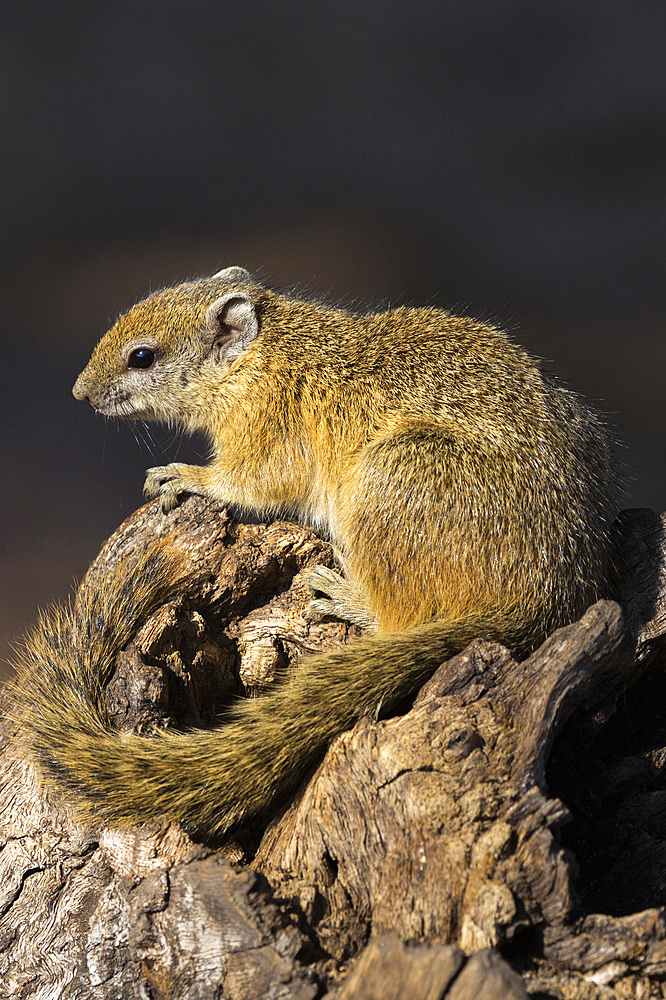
xmin=2 ymin=1 xmax=665 ymax=671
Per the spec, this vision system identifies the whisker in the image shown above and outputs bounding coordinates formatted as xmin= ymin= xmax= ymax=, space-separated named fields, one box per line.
xmin=136 ymin=421 xmax=158 ymax=460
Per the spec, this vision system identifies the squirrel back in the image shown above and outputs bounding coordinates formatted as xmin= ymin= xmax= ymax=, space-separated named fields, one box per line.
xmin=14 ymin=268 xmax=616 ymax=834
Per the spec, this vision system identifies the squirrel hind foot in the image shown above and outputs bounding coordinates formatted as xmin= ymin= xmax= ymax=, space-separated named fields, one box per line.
xmin=302 ymin=565 xmax=377 ymax=630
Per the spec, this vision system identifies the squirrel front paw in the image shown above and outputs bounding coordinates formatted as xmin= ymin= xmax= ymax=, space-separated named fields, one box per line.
xmin=144 ymin=463 xmax=202 ymax=513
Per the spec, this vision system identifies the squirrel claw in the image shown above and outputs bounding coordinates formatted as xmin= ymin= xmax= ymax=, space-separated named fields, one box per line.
xmin=158 ymin=486 xmax=181 ymax=513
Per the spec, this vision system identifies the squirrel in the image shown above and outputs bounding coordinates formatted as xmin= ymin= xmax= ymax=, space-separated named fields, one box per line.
xmin=14 ymin=265 xmax=616 ymax=836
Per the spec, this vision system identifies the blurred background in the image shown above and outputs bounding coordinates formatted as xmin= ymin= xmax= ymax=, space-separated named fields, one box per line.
xmin=1 ymin=1 xmax=664 ymax=673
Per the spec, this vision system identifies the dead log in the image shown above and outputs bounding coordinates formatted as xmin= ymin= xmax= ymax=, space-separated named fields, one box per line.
xmin=256 ymin=603 xmax=632 ymax=951
xmin=1 ymin=500 xmax=665 ymax=999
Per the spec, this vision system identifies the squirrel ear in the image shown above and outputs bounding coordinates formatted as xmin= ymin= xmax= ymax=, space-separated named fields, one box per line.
xmin=212 ymin=265 xmax=251 ymax=283
xmin=205 ymin=291 xmax=258 ymax=363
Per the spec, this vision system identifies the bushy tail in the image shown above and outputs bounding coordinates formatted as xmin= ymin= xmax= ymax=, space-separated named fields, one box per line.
xmin=13 ymin=544 xmax=521 ymax=837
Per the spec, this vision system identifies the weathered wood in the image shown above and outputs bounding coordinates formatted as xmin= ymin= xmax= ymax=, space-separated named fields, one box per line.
xmin=1 ymin=500 xmax=666 ymax=998
xmin=544 ymin=910 xmax=666 ymax=980
xmin=0 ymin=782 xmax=321 ymax=999
xmin=0 ymin=498 xmax=355 ymax=998
xmin=325 ymin=935 xmax=528 ymax=1000
xmin=255 ymin=602 xmax=635 ymax=957
xmin=616 ymin=509 xmax=666 ymax=660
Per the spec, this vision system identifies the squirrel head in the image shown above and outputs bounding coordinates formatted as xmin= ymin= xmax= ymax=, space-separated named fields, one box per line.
xmin=72 ymin=265 xmax=260 ymax=423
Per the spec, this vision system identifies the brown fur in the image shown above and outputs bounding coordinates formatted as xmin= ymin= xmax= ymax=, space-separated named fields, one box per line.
xmin=14 ymin=267 xmax=616 ymax=835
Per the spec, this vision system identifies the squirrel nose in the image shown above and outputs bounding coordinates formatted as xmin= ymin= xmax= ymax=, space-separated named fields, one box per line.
xmin=72 ymin=375 xmax=89 ymax=401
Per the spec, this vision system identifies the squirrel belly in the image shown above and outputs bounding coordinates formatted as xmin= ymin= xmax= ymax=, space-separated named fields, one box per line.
xmin=16 ymin=265 xmax=616 ymax=835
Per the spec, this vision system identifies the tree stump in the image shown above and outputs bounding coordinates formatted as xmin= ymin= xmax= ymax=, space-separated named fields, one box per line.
xmin=1 ymin=499 xmax=666 ymax=999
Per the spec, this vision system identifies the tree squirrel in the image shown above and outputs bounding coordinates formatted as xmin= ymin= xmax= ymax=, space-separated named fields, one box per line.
xmin=15 ymin=266 xmax=616 ymax=835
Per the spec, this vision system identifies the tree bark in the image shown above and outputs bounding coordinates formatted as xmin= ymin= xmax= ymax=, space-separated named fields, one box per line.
xmin=1 ymin=499 xmax=665 ymax=999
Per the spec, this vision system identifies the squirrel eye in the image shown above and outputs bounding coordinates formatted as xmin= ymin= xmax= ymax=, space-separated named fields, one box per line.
xmin=128 ymin=347 xmax=156 ymax=370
